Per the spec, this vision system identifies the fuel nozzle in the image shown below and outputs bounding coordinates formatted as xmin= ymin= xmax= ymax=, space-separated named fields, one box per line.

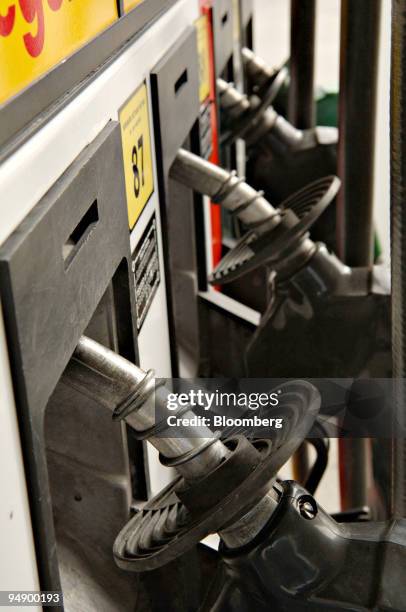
xmin=241 ymin=47 xmax=287 ymax=96
xmin=217 ymin=78 xmax=336 ymax=191
xmin=62 ymin=335 xmax=228 ymax=482
xmin=170 ymin=148 xmax=390 ymax=381
xmin=170 ymin=147 xmax=340 ymax=284
xmin=62 ymin=336 xmax=320 ymax=569
xmin=171 ymin=148 xmax=281 ymax=233
xmin=217 ymin=72 xmax=337 ymax=248
xmin=228 ymin=47 xmax=289 ymax=128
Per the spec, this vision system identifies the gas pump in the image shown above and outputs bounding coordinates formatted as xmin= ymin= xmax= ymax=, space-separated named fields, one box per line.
xmin=151 ymin=23 xmax=344 ymax=380
xmin=169 ymin=148 xmax=391 ymax=380
xmin=0 ymin=1 xmax=201 ymax=606
xmin=58 ymin=335 xmax=406 ymax=611
xmin=0 ymin=1 xmax=404 ymax=610
xmin=0 ymin=121 xmax=141 ymax=604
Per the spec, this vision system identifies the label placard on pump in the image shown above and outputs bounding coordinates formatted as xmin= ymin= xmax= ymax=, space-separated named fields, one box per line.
xmin=195 ymin=14 xmax=211 ymax=104
xmin=119 ymin=83 xmax=154 ymax=229
xmin=132 ymin=212 xmax=161 ymax=331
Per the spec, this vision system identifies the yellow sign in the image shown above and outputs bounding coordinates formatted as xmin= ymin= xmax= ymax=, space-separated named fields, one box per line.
xmin=0 ymin=0 xmax=118 ymax=105
xmin=119 ymin=83 xmax=154 ymax=229
xmin=123 ymin=0 xmax=145 ymax=12
xmin=195 ymin=14 xmax=210 ymax=104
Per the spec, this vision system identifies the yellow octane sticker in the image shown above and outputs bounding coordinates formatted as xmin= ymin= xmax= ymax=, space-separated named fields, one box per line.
xmin=0 ymin=0 xmax=118 ymax=105
xmin=123 ymin=0 xmax=145 ymax=12
xmin=119 ymin=83 xmax=155 ymax=230
xmin=195 ymin=14 xmax=210 ymax=104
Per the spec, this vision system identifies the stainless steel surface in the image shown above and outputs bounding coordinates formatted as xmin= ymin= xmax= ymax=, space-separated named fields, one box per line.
xmin=170 ymin=148 xmax=281 ymax=232
xmin=62 ymin=336 xmax=229 ymax=481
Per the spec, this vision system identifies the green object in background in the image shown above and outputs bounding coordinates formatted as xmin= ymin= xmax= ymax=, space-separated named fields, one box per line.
xmin=274 ymin=73 xmax=339 ymax=127
xmin=374 ymin=233 xmax=382 ymax=262
xmin=316 ymin=89 xmax=338 ymax=127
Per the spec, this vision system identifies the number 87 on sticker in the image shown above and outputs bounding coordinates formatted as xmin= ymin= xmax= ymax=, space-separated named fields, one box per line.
xmin=119 ymin=84 xmax=154 ymax=229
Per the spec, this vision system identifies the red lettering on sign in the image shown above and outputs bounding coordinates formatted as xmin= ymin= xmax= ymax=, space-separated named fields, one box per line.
xmin=0 ymin=5 xmax=16 ymax=37
xmin=19 ymin=0 xmax=45 ymax=57
xmin=19 ymin=0 xmax=64 ymax=58
xmin=47 ymin=0 xmax=62 ymax=9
